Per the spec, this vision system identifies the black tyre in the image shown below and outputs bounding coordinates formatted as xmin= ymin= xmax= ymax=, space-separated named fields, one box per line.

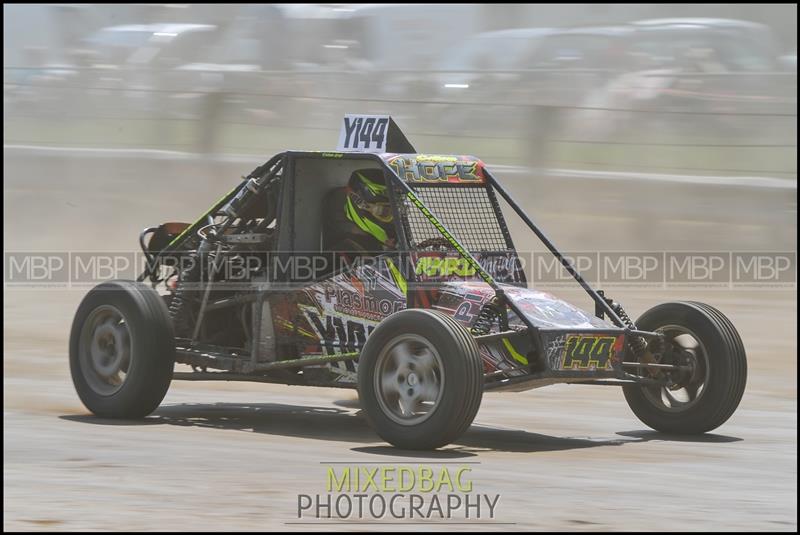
xmin=623 ymin=301 xmax=747 ymax=434
xmin=357 ymin=309 xmax=484 ymax=450
xmin=69 ymin=280 xmax=175 ymax=418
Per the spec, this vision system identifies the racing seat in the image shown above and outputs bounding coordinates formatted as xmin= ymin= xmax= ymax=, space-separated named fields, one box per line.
xmin=314 ymin=187 xmax=351 ymax=280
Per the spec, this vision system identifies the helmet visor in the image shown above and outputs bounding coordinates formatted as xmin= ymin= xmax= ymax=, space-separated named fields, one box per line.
xmin=353 ymin=194 xmax=393 ymax=223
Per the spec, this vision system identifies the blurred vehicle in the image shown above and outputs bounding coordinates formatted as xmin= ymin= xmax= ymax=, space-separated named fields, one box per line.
xmin=82 ymin=23 xmax=218 ymax=69
xmin=431 ymin=24 xmax=635 ymax=137
xmin=582 ymin=18 xmax=797 ymax=141
xmin=342 ymin=4 xmax=482 ymax=73
xmin=339 ymin=4 xmax=485 ymax=104
xmin=429 ymin=28 xmax=555 ymax=133
xmin=434 ymin=28 xmax=555 ymax=90
xmin=462 ymin=18 xmax=798 ymax=154
xmin=72 ymin=15 xmax=291 ymax=150
xmin=434 ymin=27 xmax=555 ymax=114
xmin=39 ymin=23 xmax=224 ymax=123
xmin=507 ymin=18 xmax=790 ymax=108
xmin=514 ymin=25 xmax=634 ymax=108
xmin=630 ymin=18 xmax=781 ymax=71
xmin=619 ymin=18 xmax=790 ymax=109
xmin=778 ymin=50 xmax=796 ymax=72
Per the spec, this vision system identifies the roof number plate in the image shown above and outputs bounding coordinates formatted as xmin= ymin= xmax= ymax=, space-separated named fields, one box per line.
xmin=338 ymin=114 xmax=389 ymax=153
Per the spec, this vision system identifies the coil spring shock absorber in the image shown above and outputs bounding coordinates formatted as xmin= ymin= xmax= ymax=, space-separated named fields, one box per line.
xmin=609 ymin=300 xmax=648 ymax=359
xmin=470 ymin=296 xmax=509 ymax=336
xmin=168 ymin=241 xmax=211 ymax=325
xmin=168 ymin=278 xmax=186 ymax=320
xmin=168 ymin=264 xmax=197 ymax=324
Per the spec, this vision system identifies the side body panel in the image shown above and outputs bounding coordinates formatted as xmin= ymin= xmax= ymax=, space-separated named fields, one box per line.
xmin=269 ymin=256 xmax=406 ymax=385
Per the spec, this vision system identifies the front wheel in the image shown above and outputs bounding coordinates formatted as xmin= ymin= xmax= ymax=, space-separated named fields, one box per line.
xmin=623 ymin=301 xmax=747 ymax=434
xmin=357 ymin=309 xmax=484 ymax=450
xmin=69 ymin=280 xmax=175 ymax=418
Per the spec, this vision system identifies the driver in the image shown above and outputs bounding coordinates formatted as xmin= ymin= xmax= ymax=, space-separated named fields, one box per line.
xmin=324 ymin=168 xmax=397 ymax=255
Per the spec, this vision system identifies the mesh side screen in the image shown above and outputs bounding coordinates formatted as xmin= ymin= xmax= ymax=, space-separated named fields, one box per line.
xmin=398 ymin=185 xmax=513 ymax=252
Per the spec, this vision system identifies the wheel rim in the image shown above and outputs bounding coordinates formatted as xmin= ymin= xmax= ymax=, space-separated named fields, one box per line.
xmin=78 ymin=305 xmax=132 ymax=396
xmin=374 ymin=334 xmax=444 ymax=426
xmin=643 ymin=324 xmax=710 ymax=412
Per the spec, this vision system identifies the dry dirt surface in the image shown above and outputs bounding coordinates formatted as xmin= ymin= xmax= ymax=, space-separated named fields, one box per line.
xmin=3 ymin=152 xmax=797 ymax=531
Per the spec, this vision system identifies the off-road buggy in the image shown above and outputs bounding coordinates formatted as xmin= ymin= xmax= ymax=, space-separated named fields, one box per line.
xmin=70 ymin=115 xmax=747 ymax=449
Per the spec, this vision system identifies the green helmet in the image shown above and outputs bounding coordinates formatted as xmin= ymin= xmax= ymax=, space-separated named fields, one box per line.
xmin=344 ymin=169 xmax=395 ymax=247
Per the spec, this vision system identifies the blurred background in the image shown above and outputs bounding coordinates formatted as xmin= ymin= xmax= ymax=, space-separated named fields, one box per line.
xmin=3 ymin=3 xmax=797 ymax=253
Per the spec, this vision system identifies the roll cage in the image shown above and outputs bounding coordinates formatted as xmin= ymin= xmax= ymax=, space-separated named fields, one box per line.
xmin=144 ymin=149 xmax=639 ymax=335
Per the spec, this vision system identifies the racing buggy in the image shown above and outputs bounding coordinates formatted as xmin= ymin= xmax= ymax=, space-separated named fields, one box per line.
xmin=70 ymin=115 xmax=747 ymax=449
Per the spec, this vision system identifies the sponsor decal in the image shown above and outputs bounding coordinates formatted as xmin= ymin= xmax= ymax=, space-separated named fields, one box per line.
xmin=303 ymin=309 xmax=375 ymax=354
xmin=301 ymin=308 xmax=375 ymax=377
xmin=388 ymin=156 xmax=484 ymax=184
xmin=450 ymin=292 xmax=485 ymax=325
xmin=415 ymin=256 xmax=477 ymax=278
xmin=323 ymin=285 xmax=405 ymax=321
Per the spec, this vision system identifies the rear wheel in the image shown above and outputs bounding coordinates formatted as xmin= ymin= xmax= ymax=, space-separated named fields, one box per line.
xmin=623 ymin=301 xmax=747 ymax=434
xmin=358 ymin=309 xmax=484 ymax=449
xmin=70 ymin=280 xmax=175 ymax=418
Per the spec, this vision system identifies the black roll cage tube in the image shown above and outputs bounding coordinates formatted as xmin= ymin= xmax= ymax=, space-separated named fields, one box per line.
xmin=482 ymin=167 xmax=627 ymax=328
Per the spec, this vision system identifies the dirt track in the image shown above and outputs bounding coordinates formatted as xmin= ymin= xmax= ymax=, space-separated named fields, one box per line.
xmin=3 ymin=152 xmax=797 ymax=530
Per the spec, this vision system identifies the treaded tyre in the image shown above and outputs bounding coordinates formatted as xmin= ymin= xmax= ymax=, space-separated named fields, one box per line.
xmin=623 ymin=301 xmax=747 ymax=434
xmin=357 ymin=309 xmax=484 ymax=449
xmin=70 ymin=280 xmax=175 ymax=418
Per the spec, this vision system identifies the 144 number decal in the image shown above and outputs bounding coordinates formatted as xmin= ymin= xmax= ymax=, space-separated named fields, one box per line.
xmin=561 ymin=334 xmax=616 ymax=370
